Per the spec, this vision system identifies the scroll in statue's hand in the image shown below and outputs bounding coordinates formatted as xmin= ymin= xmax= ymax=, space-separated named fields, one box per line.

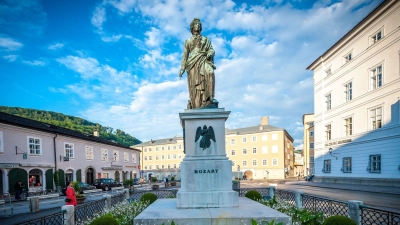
xmin=179 ymin=69 xmax=185 ymax=77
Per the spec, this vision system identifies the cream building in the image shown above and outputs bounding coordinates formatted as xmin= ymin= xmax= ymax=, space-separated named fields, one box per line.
xmin=306 ymin=0 xmax=400 ymax=186
xmin=302 ymin=114 xmax=314 ymax=176
xmin=134 ymin=116 xmax=294 ymax=180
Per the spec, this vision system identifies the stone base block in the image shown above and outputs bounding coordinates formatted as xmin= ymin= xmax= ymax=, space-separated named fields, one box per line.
xmin=134 ymin=197 xmax=292 ymax=225
xmin=177 ymin=190 xmax=238 ymax=208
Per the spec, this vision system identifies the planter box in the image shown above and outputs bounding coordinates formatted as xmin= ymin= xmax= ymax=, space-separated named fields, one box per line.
xmin=77 ymin=196 xmax=86 ymax=204
xmin=152 ymin=185 xmax=159 ymax=190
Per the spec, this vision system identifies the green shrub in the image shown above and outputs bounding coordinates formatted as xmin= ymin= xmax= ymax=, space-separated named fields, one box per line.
xmin=323 ymin=216 xmax=356 ymax=225
xmin=151 ymin=177 xmax=158 ymax=183
xmin=171 ymin=176 xmax=175 ymax=181
xmin=140 ymin=192 xmax=158 ymax=204
xmin=245 ymin=190 xmax=262 ymax=202
xmin=89 ymin=213 xmax=118 ymax=225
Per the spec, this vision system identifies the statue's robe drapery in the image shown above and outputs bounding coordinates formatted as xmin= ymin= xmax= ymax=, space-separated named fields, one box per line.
xmin=181 ymin=34 xmax=215 ymax=109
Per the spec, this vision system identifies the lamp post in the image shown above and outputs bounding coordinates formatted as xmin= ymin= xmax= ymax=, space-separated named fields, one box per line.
xmin=237 ymin=165 xmax=240 ymax=180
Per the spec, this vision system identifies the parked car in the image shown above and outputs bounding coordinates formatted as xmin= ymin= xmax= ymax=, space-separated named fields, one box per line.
xmin=78 ymin=182 xmax=96 ymax=193
xmin=305 ymin=174 xmax=315 ymax=181
xmin=133 ymin=178 xmax=140 ymax=185
xmin=94 ymin=178 xmax=121 ymax=191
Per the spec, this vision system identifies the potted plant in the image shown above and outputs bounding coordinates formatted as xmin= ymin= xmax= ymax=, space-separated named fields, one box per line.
xmin=125 ymin=179 xmax=135 ymax=192
xmin=170 ymin=176 xmax=177 ymax=186
xmin=232 ymin=180 xmax=240 ymax=190
xmin=72 ymin=181 xmax=86 ymax=204
xmin=151 ymin=177 xmax=159 ymax=190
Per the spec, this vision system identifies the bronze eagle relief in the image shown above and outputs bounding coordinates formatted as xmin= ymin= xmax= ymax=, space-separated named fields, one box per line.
xmin=194 ymin=125 xmax=216 ymax=150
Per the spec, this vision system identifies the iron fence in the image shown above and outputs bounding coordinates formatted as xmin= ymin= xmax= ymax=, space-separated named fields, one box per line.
xmin=275 ymin=189 xmax=296 ymax=207
xmin=110 ymin=192 xmax=126 ymax=207
xmin=74 ymin=198 xmax=107 ymax=223
xmin=302 ymin=193 xmax=348 ymax=218
xmin=361 ymin=205 xmax=400 ymax=225
xmin=129 ymin=189 xmax=177 ymax=201
xmin=234 ymin=188 xmax=270 ymax=197
xmin=16 ymin=211 xmax=64 ymax=225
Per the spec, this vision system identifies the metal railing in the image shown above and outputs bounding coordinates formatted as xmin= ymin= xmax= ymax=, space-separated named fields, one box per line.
xmin=361 ymin=205 xmax=400 ymax=225
xmin=110 ymin=192 xmax=126 ymax=206
xmin=129 ymin=189 xmax=178 ymax=201
xmin=75 ymin=198 xmax=107 ymax=223
xmin=302 ymin=194 xmax=348 ymax=218
xmin=16 ymin=210 xmax=65 ymax=225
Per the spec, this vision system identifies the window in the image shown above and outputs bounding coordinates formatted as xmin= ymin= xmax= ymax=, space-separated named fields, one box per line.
xmin=242 ymin=137 xmax=247 ymax=143
xmin=0 ymin=131 xmax=3 ymax=153
xmin=162 ymin=147 xmax=164 ymax=151
xmin=173 ymin=146 xmax=176 ymax=150
xmin=173 ymin=154 xmax=176 ymax=159
xmin=310 ymin=131 xmax=314 ymax=137
xmin=102 ymin=173 xmax=108 ymax=178
xmin=168 ymin=164 xmax=171 ymax=169
xmin=344 ymin=52 xmax=352 ymax=63
xmin=149 ymin=156 xmax=152 ymax=160
xmin=144 ymin=148 xmax=147 ymax=152
xmin=262 ymin=146 xmax=268 ymax=154
xmin=161 ymin=165 xmax=164 ymax=169
xmin=325 ymin=93 xmax=331 ymax=110
xmin=168 ymin=146 xmax=170 ymax=150
xmin=65 ymin=143 xmax=74 ymax=158
xmin=309 ymin=122 xmax=314 ymax=126
xmin=144 ymin=165 xmax=147 ymax=170
xmin=231 ymin=139 xmax=236 ymax=145
xmin=28 ymin=137 xmax=41 ymax=155
xmin=310 ymin=143 xmax=314 ymax=149
xmin=178 ymin=154 xmax=182 ymax=159
xmin=149 ymin=148 xmax=152 ymax=152
xmin=272 ymin=158 xmax=278 ymax=166
xmin=86 ymin=146 xmax=94 ymax=160
xmin=325 ymin=124 xmax=332 ymax=140
xmin=242 ymin=148 xmax=247 ymax=155
xmin=167 ymin=155 xmax=170 ymax=159
xmin=124 ymin=152 xmax=129 ymax=162
xmin=156 ymin=155 xmax=159 ymax=160
xmin=262 ymin=159 xmax=268 ymax=166
xmin=232 ymin=161 xmax=235 ymax=167
xmin=370 ymin=30 xmax=382 ymax=44
xmin=231 ymin=150 xmax=236 ymax=156
xmin=242 ymin=160 xmax=247 ymax=167
xmin=344 ymin=117 xmax=353 ymax=136
xmin=252 ymin=147 xmax=257 ymax=154
xmin=252 ymin=159 xmax=257 ymax=166
xmin=310 ymin=157 xmax=314 ymax=163
xmin=102 ymin=149 xmax=108 ymax=161
xmin=173 ymin=164 xmax=177 ymax=169
xmin=342 ymin=157 xmax=352 ymax=173
xmin=368 ymin=154 xmax=381 ymax=173
xmin=156 ymin=147 xmax=159 ymax=151
xmin=371 ymin=65 xmax=382 ymax=90
xmin=323 ymin=160 xmax=331 ymax=173
xmin=161 ymin=155 xmax=164 ymax=160
xmin=113 ymin=150 xmax=118 ymax=161
xmin=252 ymin=136 xmax=257 ymax=142
xmin=344 ymin=81 xmax=352 ymax=102
xmin=262 ymin=135 xmax=268 ymax=141
xmin=156 ymin=165 xmax=159 ymax=169
xmin=132 ymin=153 xmax=136 ymax=163
xmin=272 ymin=134 xmax=278 ymax=140
xmin=178 ymin=145 xmax=181 ymax=149
xmin=325 ymin=68 xmax=332 ymax=76
xmin=148 ymin=165 xmax=152 ymax=170
xmin=370 ymin=107 xmax=382 ymax=130
xmin=272 ymin=145 xmax=278 ymax=153
xmin=144 ymin=156 xmax=147 ymax=161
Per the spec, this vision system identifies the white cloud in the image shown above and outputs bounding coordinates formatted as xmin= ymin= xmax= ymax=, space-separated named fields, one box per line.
xmin=101 ymin=34 xmax=123 ymax=42
xmin=22 ymin=60 xmax=46 ymax=66
xmin=108 ymin=0 xmax=136 ymax=14
xmin=57 ymin=56 xmax=101 ymax=79
xmin=3 ymin=54 xmax=18 ymax=62
xmin=0 ymin=37 xmax=23 ymax=51
xmin=48 ymin=43 xmax=65 ymax=50
xmin=144 ymin=27 xmax=163 ymax=48
xmin=91 ymin=5 xmax=106 ymax=30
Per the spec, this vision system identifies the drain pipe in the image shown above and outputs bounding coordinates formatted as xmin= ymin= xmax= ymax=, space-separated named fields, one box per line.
xmin=53 ymin=134 xmax=58 ymax=171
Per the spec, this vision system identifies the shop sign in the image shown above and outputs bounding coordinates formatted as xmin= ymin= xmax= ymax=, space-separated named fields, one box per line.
xmin=0 ymin=163 xmax=20 ymax=168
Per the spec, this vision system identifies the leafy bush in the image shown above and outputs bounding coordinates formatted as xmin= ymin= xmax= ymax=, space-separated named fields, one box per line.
xmin=151 ymin=177 xmax=158 ymax=183
xmin=251 ymin=219 xmax=283 ymax=225
xmin=322 ymin=216 xmax=356 ymax=225
xmin=89 ymin=213 xmax=118 ymax=225
xmin=125 ymin=179 xmax=134 ymax=187
xmin=245 ymin=190 xmax=262 ymax=202
xmin=171 ymin=176 xmax=175 ymax=181
xmin=140 ymin=192 xmax=158 ymax=204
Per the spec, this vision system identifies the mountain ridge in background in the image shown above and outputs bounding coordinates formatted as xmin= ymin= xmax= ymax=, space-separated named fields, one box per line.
xmin=0 ymin=106 xmax=141 ymax=147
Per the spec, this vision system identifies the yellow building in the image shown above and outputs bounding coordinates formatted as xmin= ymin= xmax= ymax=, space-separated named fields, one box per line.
xmin=302 ymin=114 xmax=314 ymax=176
xmin=134 ymin=116 xmax=294 ymax=180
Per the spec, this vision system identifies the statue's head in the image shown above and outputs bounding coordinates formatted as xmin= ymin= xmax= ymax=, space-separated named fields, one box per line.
xmin=190 ymin=18 xmax=202 ymax=34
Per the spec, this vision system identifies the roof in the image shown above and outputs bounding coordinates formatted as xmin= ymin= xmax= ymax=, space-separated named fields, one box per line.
xmin=134 ymin=136 xmax=183 ymax=147
xmin=0 ymin=112 xmax=139 ymax=152
xmin=306 ymin=0 xmax=390 ymax=70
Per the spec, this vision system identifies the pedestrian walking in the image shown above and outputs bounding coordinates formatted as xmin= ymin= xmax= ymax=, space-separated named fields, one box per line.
xmin=14 ymin=181 xmax=22 ymax=200
xmin=166 ymin=177 xmax=169 ymax=187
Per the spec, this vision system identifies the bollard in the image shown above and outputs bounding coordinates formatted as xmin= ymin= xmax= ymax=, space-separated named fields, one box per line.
xmin=104 ymin=194 xmax=112 ymax=210
xmin=348 ymin=200 xmax=363 ymax=225
xmin=61 ymin=205 xmax=74 ymax=225
xmin=124 ymin=189 xmax=130 ymax=200
xmin=269 ymin=186 xmax=275 ymax=198
xmin=295 ymin=191 xmax=303 ymax=209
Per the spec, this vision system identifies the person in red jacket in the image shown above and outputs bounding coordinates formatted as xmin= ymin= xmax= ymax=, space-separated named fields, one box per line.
xmin=65 ymin=182 xmax=77 ymax=206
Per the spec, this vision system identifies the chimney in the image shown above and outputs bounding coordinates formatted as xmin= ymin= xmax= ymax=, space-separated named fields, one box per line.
xmin=261 ymin=116 xmax=269 ymax=125
xmin=93 ymin=131 xmax=99 ymax=137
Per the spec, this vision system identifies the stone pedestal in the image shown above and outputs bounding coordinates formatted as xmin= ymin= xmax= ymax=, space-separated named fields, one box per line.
xmin=177 ymin=108 xmax=238 ymax=208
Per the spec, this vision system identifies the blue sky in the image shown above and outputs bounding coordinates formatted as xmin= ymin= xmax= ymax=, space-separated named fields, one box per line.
xmin=0 ymin=0 xmax=383 ymax=147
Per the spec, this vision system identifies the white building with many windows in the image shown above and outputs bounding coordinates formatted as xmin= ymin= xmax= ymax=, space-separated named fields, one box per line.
xmin=307 ymin=0 xmax=400 ymax=186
